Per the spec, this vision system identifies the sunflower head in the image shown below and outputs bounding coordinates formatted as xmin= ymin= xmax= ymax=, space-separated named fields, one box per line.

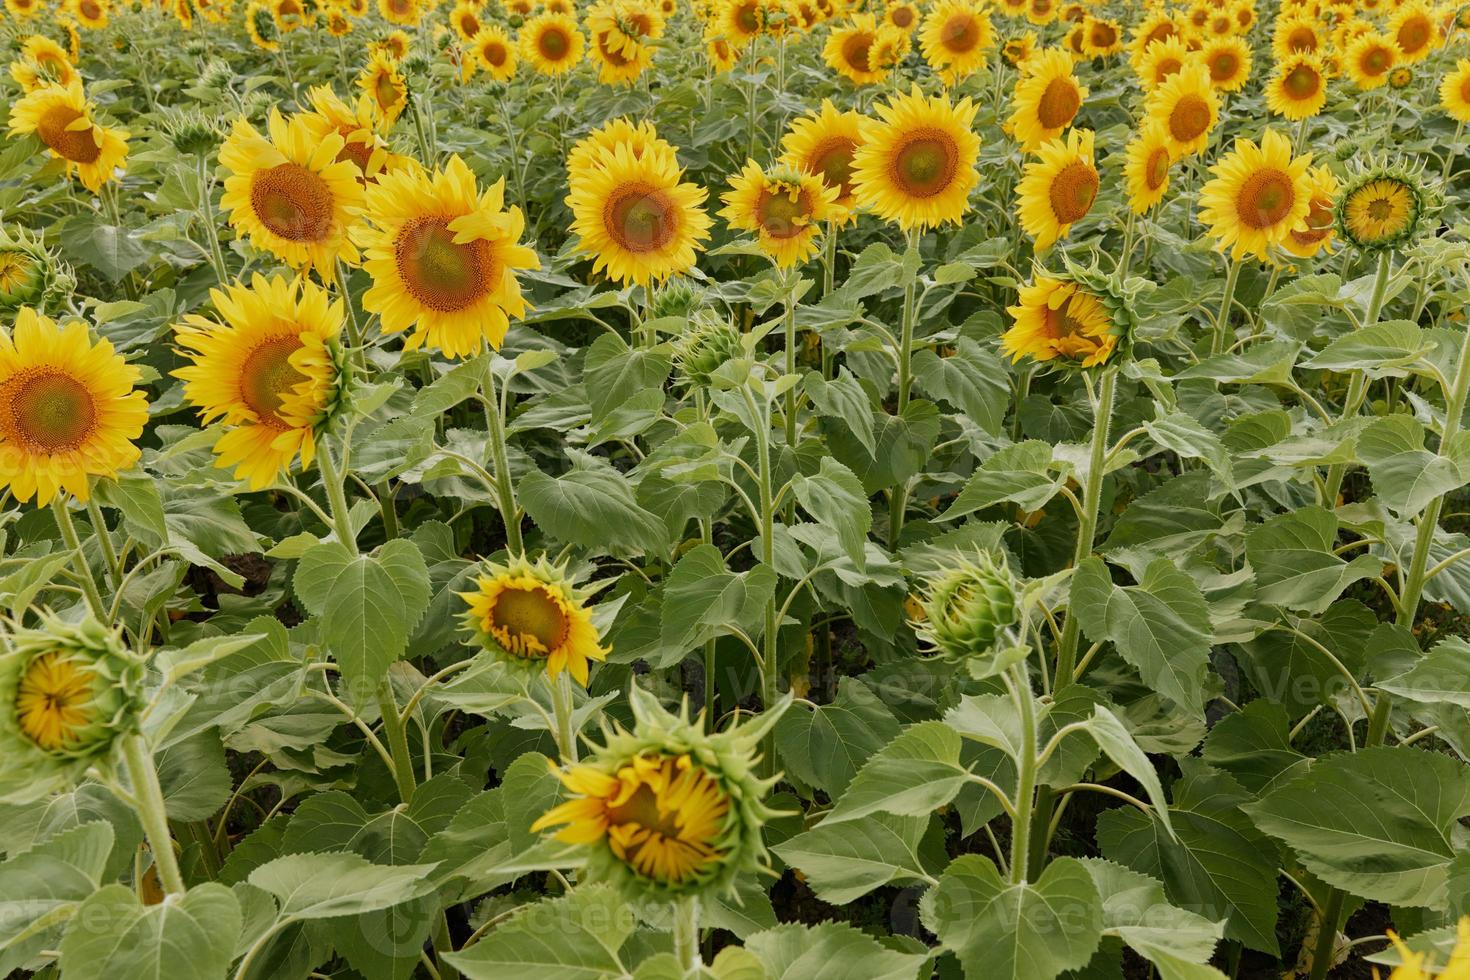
xmin=912 ymin=551 xmax=1019 ymax=662
xmin=0 ymin=224 xmax=73 ymax=315
xmin=672 ymin=309 xmax=748 ymax=389
xmin=852 ymin=85 xmax=981 ymax=231
xmin=1000 ymin=257 xmax=1140 ymax=369
xmin=0 ymin=615 xmax=143 ymax=801
xmin=530 ymin=684 xmax=790 ymax=901
xmin=459 ymin=553 xmax=610 ymax=687
xmin=1334 ymin=160 xmax=1433 ymax=252
xmin=719 ymin=160 xmax=838 ymax=268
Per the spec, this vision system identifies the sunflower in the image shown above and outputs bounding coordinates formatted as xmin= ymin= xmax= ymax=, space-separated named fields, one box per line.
xmin=1001 ymin=273 xmax=1118 ymax=367
xmin=1080 ymin=16 xmax=1123 ymax=57
xmin=219 ymin=109 xmax=364 ymax=277
xmin=246 ymin=1 xmax=280 ymax=50
xmin=378 ymin=0 xmax=421 ymax=24
xmin=542 ymin=0 xmax=575 ymax=12
xmin=718 ymin=0 xmax=764 ymax=46
xmin=8 ymin=82 xmax=129 ymax=193
xmin=1198 ymin=128 xmax=1312 ymax=260
xmin=0 ymin=308 xmax=147 ymax=505
xmin=720 ymin=161 xmax=839 ymax=268
xmin=566 ymin=117 xmax=675 ymax=181
xmin=919 ymin=0 xmax=993 ymax=87
xmin=995 ymin=0 xmax=1026 ymax=18
xmin=587 ymin=1 xmax=655 ymax=84
xmin=1381 ymin=918 xmax=1470 ymax=980
xmin=1390 ymin=1 xmax=1438 ymax=62
xmin=3 ymin=0 xmax=42 ymax=17
xmin=359 ymin=155 xmax=539 ymax=357
xmin=1024 ymin=0 xmax=1055 ymax=26
xmin=824 ymin=13 xmax=885 ymax=85
xmin=1007 ymin=48 xmax=1087 ymax=152
xmin=1271 ymin=17 xmax=1322 ymax=61
xmin=1016 ymin=127 xmax=1098 ymax=250
xmin=1344 ymin=32 xmax=1399 ymax=90
xmin=885 ymin=0 xmax=916 ymax=30
xmin=1123 ymin=122 xmax=1174 ymax=214
xmin=1440 ymin=59 xmax=1470 ymax=122
xmin=173 ymin=0 xmax=195 ymax=30
xmin=173 ymin=275 xmax=347 ymax=490
xmin=1129 ymin=12 xmax=1179 ymax=69
xmin=851 ymin=86 xmax=979 ymax=231
xmin=373 ymin=29 xmax=412 ymax=60
xmin=68 ymin=0 xmax=109 ymax=28
xmin=1267 ymin=53 xmax=1328 ymax=120
xmin=1231 ymin=0 xmax=1254 ymax=31
xmin=1146 ymin=63 xmax=1219 ymax=157
xmin=325 ymin=10 xmax=353 ymax=34
xmin=1001 ymin=30 xmax=1037 ymax=68
xmin=450 ymin=1 xmax=483 ymax=39
xmin=298 ymin=86 xmax=404 ymax=182
xmin=1282 ymin=165 xmax=1338 ymax=258
xmin=1198 ymin=34 xmax=1250 ymax=91
xmin=567 ymin=142 xmax=711 ymax=285
xmin=459 ymin=554 xmax=609 ymax=686
xmin=271 ymin=0 xmax=310 ymax=30
xmin=357 ymin=49 xmax=409 ymax=125
xmin=1136 ymin=35 xmax=1194 ymax=91
xmin=521 ymin=11 xmax=584 ymax=74
xmin=473 ymin=25 xmax=519 ymax=80
xmin=706 ymin=33 xmax=739 ymax=71
xmin=779 ymin=99 xmax=864 ymax=223
xmin=1335 ymin=166 xmax=1426 ymax=250
xmin=9 ymin=36 xmax=80 ymax=93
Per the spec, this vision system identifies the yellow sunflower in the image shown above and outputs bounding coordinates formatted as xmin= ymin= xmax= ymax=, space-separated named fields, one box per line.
xmin=325 ymin=10 xmax=353 ymax=35
xmin=1344 ymin=31 xmax=1399 ymax=90
xmin=7 ymin=81 xmax=129 ymax=193
xmin=1337 ymin=173 xmax=1421 ymax=249
xmin=1000 ymin=274 xmax=1117 ymax=367
xmin=1282 ymin=165 xmax=1338 ymax=258
xmin=1146 ymin=62 xmax=1219 ymax=157
xmin=219 ymin=109 xmax=364 ymax=277
xmin=1007 ymin=47 xmax=1087 ymax=152
xmin=357 ymin=49 xmax=409 ymax=125
xmin=1016 ymin=126 xmax=1098 ymax=250
xmin=851 ymin=85 xmax=980 ymax=231
xmin=587 ymin=1 xmax=655 ymax=84
xmin=706 ymin=34 xmax=739 ymax=71
xmin=3 ymin=0 xmax=42 ymax=17
xmin=780 ymin=98 xmax=864 ymax=223
xmin=246 ymin=2 xmax=280 ymax=51
xmin=1080 ymin=16 xmax=1123 ymax=57
xmin=1266 ymin=53 xmax=1328 ymax=120
xmin=1136 ymin=34 xmax=1194 ymax=91
xmin=377 ymin=0 xmax=421 ymax=24
xmin=824 ymin=12 xmax=885 ymax=85
xmin=996 ymin=0 xmax=1027 ymax=18
xmin=1198 ymin=128 xmax=1312 ymax=260
xmin=1198 ymin=34 xmax=1251 ymax=91
xmin=359 ymin=155 xmax=539 ymax=357
xmin=173 ymin=275 xmax=345 ymax=491
xmin=68 ymin=0 xmax=109 ymax=28
xmin=9 ymin=36 xmax=80 ymax=93
xmin=1390 ymin=1 xmax=1438 ymax=62
xmin=450 ymin=0 xmax=483 ymax=39
xmin=717 ymin=0 xmax=764 ymax=46
xmin=566 ymin=117 xmax=675 ymax=181
xmin=373 ymin=29 xmax=412 ymax=61
xmin=272 ymin=0 xmax=310 ymax=31
xmin=919 ymin=0 xmax=994 ymax=87
xmin=0 ymin=308 xmax=147 ymax=505
xmin=298 ymin=85 xmax=405 ymax=183
xmin=1271 ymin=16 xmax=1323 ymax=61
xmin=1440 ymin=59 xmax=1470 ymax=123
xmin=1130 ymin=11 xmax=1180 ymax=69
xmin=720 ymin=161 xmax=839 ymax=268
xmin=1001 ymin=30 xmax=1037 ymax=68
xmin=885 ymin=0 xmax=916 ymax=31
xmin=521 ymin=11 xmax=584 ymax=75
xmin=473 ymin=25 xmax=519 ymax=80
xmin=1123 ymin=122 xmax=1174 ymax=213
xmin=459 ymin=556 xmax=609 ymax=686
xmin=1024 ymin=0 xmax=1056 ymax=26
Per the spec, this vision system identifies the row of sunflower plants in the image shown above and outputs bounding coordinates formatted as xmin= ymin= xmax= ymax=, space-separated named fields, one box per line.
xmin=4 ymin=0 xmax=1470 ymax=977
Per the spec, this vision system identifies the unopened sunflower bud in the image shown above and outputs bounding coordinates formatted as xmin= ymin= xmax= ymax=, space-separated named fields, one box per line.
xmin=914 ymin=552 xmax=1019 ymax=659
xmin=0 ymin=224 xmax=73 ymax=314
xmin=672 ymin=311 xmax=746 ymax=389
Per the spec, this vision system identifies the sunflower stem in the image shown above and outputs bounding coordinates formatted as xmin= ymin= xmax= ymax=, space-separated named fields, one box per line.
xmin=335 ymin=258 xmax=365 ymax=366
xmin=196 ymin=154 xmax=229 ymax=285
xmin=53 ymin=496 xmax=107 ymax=621
xmin=672 ymin=896 xmax=702 ymax=974
xmin=781 ymin=267 xmax=799 ymax=448
xmin=888 ymin=227 xmax=921 ymax=547
xmin=1442 ymin=120 xmax=1465 ymax=186
xmin=549 ymin=669 xmax=579 ymax=763
xmin=85 ymin=497 xmax=124 ymax=600
xmin=744 ymin=383 xmax=780 ymax=778
xmin=378 ymin=681 xmax=417 ymax=804
xmin=482 ymin=355 xmax=524 ymax=555
xmin=123 ymin=734 xmax=186 ymax=895
xmin=1323 ymin=251 xmax=1392 ymax=506
xmin=315 ymin=439 xmax=358 ymax=554
xmin=1209 ymin=257 xmax=1241 ymax=356
xmin=1005 ymin=661 xmax=1038 ymax=884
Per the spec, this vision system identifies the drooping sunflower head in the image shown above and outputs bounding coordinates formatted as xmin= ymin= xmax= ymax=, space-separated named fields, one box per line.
xmin=521 ymin=11 xmax=585 ymax=75
xmin=1344 ymin=31 xmax=1400 ymax=90
xmin=218 ymin=108 xmax=365 ymax=277
xmin=1334 ymin=161 xmax=1431 ymax=252
xmin=358 ymin=49 xmax=409 ymax=124
xmin=9 ymin=35 xmax=79 ymax=93
xmin=1282 ymin=165 xmax=1339 ymax=259
xmin=359 ymin=154 xmax=539 ymax=358
xmin=672 ymin=309 xmax=747 ymax=389
xmin=852 ymin=85 xmax=981 ymax=231
xmin=719 ymin=160 xmax=839 ymax=268
xmin=0 ymin=615 xmax=143 ymax=800
xmin=1198 ymin=127 xmax=1313 ymax=261
xmin=1123 ymin=122 xmax=1175 ymax=214
xmin=1199 ymin=34 xmax=1251 ymax=90
xmin=912 ymin=550 xmax=1019 ymax=661
xmin=1442 ymin=59 xmax=1470 ymax=123
xmin=1000 ymin=260 xmax=1136 ymax=369
xmin=779 ymin=98 xmax=864 ymax=222
xmin=173 ymin=274 xmax=350 ymax=490
xmin=823 ymin=12 xmax=886 ymax=85
xmin=1266 ymin=52 xmax=1329 ymax=120
xmin=531 ymin=684 xmax=789 ymax=900
xmin=918 ymin=0 xmax=994 ymax=87
xmin=0 ymin=308 xmax=147 ymax=505
xmin=0 ymin=224 xmax=74 ymax=315
xmin=566 ymin=141 xmax=712 ymax=286
xmin=1015 ymin=126 xmax=1098 ymax=251
xmin=1007 ymin=48 xmax=1087 ymax=153
xmin=1146 ymin=61 xmax=1219 ymax=157
xmin=7 ymin=80 xmax=129 ymax=193
xmin=566 ymin=117 xmax=676 ymax=182
xmin=459 ymin=553 xmax=610 ymax=687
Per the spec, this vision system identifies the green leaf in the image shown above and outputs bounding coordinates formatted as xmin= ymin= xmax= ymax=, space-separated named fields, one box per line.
xmin=1070 ymin=557 xmax=1213 ymax=718
xmin=1201 ymin=700 xmax=1310 ymax=795
xmin=772 ymin=812 xmax=933 ymax=904
xmin=1081 ymin=705 xmax=1175 ymax=840
xmin=1245 ymin=507 xmax=1381 ymax=614
xmin=94 ymin=470 xmax=169 ymax=549
xmin=744 ymin=922 xmax=931 ymax=980
xmin=1379 ymin=636 xmax=1470 ymax=708
xmin=247 ymin=852 xmax=440 ymax=920
xmin=1144 ymin=412 xmax=1233 ymax=487
xmin=1358 ymin=416 xmax=1470 ymax=517
xmin=1079 ymin=858 xmax=1225 ymax=968
xmin=774 ymin=677 xmax=900 ymax=795
xmin=826 ymin=721 xmax=968 ymax=822
xmin=1243 ymin=746 xmax=1470 ymax=908
xmin=445 ymin=885 xmax=635 ymax=979
xmin=791 ymin=458 xmax=872 ymax=569
xmin=518 ymin=458 xmax=669 ymax=554
xmin=58 ymin=883 xmax=242 ymax=980
xmin=1175 ymin=341 xmax=1301 ymax=385
xmin=804 ymin=369 xmax=875 ymax=456
xmin=1303 ymin=320 xmax=1431 ymax=377
xmin=944 ymin=441 xmax=1066 ymax=519
xmin=658 ymin=544 xmax=777 ymax=667
xmin=412 ymin=356 xmax=491 ymax=417
xmin=921 ymin=854 xmax=1103 ymax=980
xmin=0 ymin=822 xmax=113 ymax=956
xmin=61 ymin=222 xmax=150 ymax=282
xmin=583 ymin=332 xmax=673 ymax=424
xmin=826 ymin=400 xmax=941 ymax=494
xmin=156 ymin=730 xmax=232 ymax=822
xmin=911 ymin=338 xmax=1010 ymax=435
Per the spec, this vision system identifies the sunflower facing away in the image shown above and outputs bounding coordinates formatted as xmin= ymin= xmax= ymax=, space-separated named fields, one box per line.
xmin=1198 ymin=128 xmax=1312 ymax=261
xmin=780 ymin=99 xmax=864 ymax=223
xmin=0 ymin=308 xmax=147 ymax=505
xmin=720 ymin=161 xmax=839 ymax=268
xmin=1282 ymin=165 xmax=1338 ymax=259
xmin=219 ymin=109 xmax=365 ymax=277
xmin=824 ymin=13 xmax=885 ymax=86
xmin=1146 ymin=62 xmax=1219 ymax=157
xmin=1440 ymin=59 xmax=1470 ymax=123
xmin=1001 ymin=273 xmax=1118 ymax=367
xmin=919 ymin=0 xmax=993 ymax=88
xmin=173 ymin=274 xmax=348 ymax=490
xmin=359 ymin=155 xmax=539 ymax=357
xmin=852 ymin=85 xmax=980 ymax=231
xmin=1016 ymin=127 xmax=1098 ymax=250
xmin=1335 ymin=165 xmax=1427 ymax=251
xmin=1267 ymin=53 xmax=1328 ymax=121
xmin=358 ymin=49 xmax=409 ymax=125
xmin=459 ymin=554 xmax=609 ymax=686
xmin=521 ymin=12 xmax=584 ymax=75
xmin=9 ymin=36 xmax=79 ymax=93
xmin=8 ymin=81 xmax=129 ymax=193
xmin=567 ymin=141 xmax=712 ymax=285
xmin=1123 ymin=123 xmax=1174 ymax=214
xmin=1008 ymin=48 xmax=1087 ymax=153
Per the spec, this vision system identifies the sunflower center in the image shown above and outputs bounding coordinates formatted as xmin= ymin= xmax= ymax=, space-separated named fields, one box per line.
xmin=1397 ymin=18 xmax=1428 ymax=53
xmin=36 ymin=104 xmax=101 ymax=165
xmin=250 ymin=163 xmax=335 ymax=242
xmin=375 ymin=72 xmax=404 ymax=111
xmin=941 ymin=13 xmax=979 ymax=52
xmin=600 ymin=757 xmax=729 ymax=883
xmin=1367 ymin=197 xmax=1394 ymax=221
xmin=1091 ymin=23 xmax=1117 ymax=46
xmin=3 ymin=370 xmax=97 ymax=452
xmin=1169 ymin=95 xmax=1212 ymax=142
xmin=1146 ymin=147 xmax=1169 ymax=190
xmin=0 ymin=251 xmax=36 ymax=296
xmin=604 ymin=184 xmax=679 ymax=253
xmin=607 ymin=781 xmax=683 ymax=840
xmin=239 ymin=336 xmax=305 ymax=427
xmin=1048 ymin=161 xmax=1098 ymax=224
xmin=539 ymin=27 xmax=570 ymax=58
xmin=1284 ymin=64 xmax=1320 ymax=98
xmin=1041 ymin=296 xmax=1088 ymax=340
xmin=15 ymin=652 xmax=97 ymax=752
xmin=1293 ymin=198 xmax=1334 ymax=244
xmin=1461 ymin=77 xmax=1470 ymax=103
xmin=597 ymin=31 xmax=633 ymax=65
xmin=396 ymin=217 xmax=494 ymax=312
xmin=735 ymin=1 xmax=760 ymax=32
xmin=842 ymin=33 xmax=874 ymax=71
xmin=1209 ymin=51 xmax=1239 ymax=81
xmin=483 ymin=41 xmax=508 ymax=66
xmin=1287 ymin=26 xmax=1317 ymax=51
xmin=461 ymin=12 xmax=481 ymax=35
xmin=1235 ymin=169 xmax=1294 ymax=228
xmin=338 ymin=138 xmax=376 ymax=176
xmin=1362 ymin=46 xmax=1390 ymax=74
xmin=756 ymin=187 xmax=812 ymax=238
xmin=891 ymin=131 xmax=959 ymax=198
xmin=490 ymin=584 xmax=569 ymax=654
xmin=1036 ymin=78 xmax=1081 ymax=130
xmin=891 ymin=5 xmax=914 ymax=28
xmin=79 ymin=0 xmax=100 ymax=15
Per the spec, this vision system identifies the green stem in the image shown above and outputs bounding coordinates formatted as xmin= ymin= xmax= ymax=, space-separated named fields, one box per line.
xmin=54 ymin=497 xmax=106 ymax=620
xmin=672 ymin=896 xmax=701 ymax=974
xmin=377 ymin=480 xmax=399 ymax=539
xmin=702 ymin=519 xmax=717 ymax=721
xmin=336 ymin=258 xmax=365 ymax=366
xmin=1323 ymin=251 xmax=1393 ymax=506
xmin=549 ymin=669 xmax=579 ymax=763
xmin=482 ymin=361 xmax=523 ymax=555
xmin=378 ymin=682 xmax=417 ymax=804
xmin=748 ymin=386 xmax=780 ymax=777
xmin=85 ymin=498 xmax=123 ymax=598
xmin=782 ymin=279 xmax=798 ymax=447
xmin=1007 ymin=661 xmax=1038 ymax=883
xmin=1210 ymin=258 xmax=1241 ymax=356
xmin=196 ymin=154 xmax=229 ymax=285
xmin=123 ymin=734 xmax=186 ymax=895
xmin=315 ymin=440 xmax=357 ymax=554
xmin=888 ymin=229 xmax=921 ymax=546
xmin=1442 ymin=120 xmax=1465 ymax=185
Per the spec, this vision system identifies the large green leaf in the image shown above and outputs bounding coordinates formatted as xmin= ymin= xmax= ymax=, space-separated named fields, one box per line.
xmin=1379 ymin=636 xmax=1470 ymax=709
xmin=247 ymin=852 xmax=439 ymax=920
xmin=1079 ymin=858 xmax=1225 ymax=970
xmin=791 ymin=457 xmax=872 ymax=569
xmin=943 ymin=441 xmax=1066 ymax=519
xmin=518 ymin=457 xmax=669 ymax=554
xmin=657 ymin=544 xmax=776 ymax=667
xmin=0 ymin=822 xmax=113 ymax=958
xmin=58 ymin=883 xmax=242 ymax=980
xmin=825 ymin=721 xmax=968 ymax=822
xmin=774 ymin=677 xmax=900 ymax=795
xmin=772 ymin=812 xmax=934 ymax=904
xmin=445 ymin=885 xmax=635 ymax=979
xmin=1358 ymin=416 xmax=1470 ymax=517
xmin=744 ymin=922 xmax=931 ymax=980
xmin=1244 ymin=507 xmax=1380 ymax=614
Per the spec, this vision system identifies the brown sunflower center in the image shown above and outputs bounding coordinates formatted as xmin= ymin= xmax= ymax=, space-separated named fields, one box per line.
xmin=890 ymin=5 xmax=914 ymax=28
xmin=1397 ymin=17 xmax=1428 ymax=53
xmin=460 ymin=12 xmax=481 ymax=35
xmin=1169 ymin=94 xmax=1212 ymax=142
xmin=538 ymin=26 xmax=570 ymax=58
xmin=250 ymin=162 xmax=335 ymax=242
xmin=239 ymin=336 xmax=305 ymax=426
xmin=1235 ymin=169 xmax=1294 ymax=228
xmin=842 ymin=33 xmax=874 ymax=71
xmin=941 ymin=13 xmax=979 ymax=52
xmin=2 ymin=369 xmax=97 ymax=452
xmin=1036 ymin=77 xmax=1081 ymax=130
xmin=1292 ymin=197 xmax=1334 ymax=244
xmin=79 ymin=0 xmax=101 ymax=18
xmin=1153 ymin=56 xmax=1183 ymax=83
xmin=597 ymin=31 xmax=633 ymax=65
xmin=1284 ymin=64 xmax=1320 ymax=98
xmin=607 ymin=781 xmax=682 ymax=839
xmin=1361 ymin=46 xmax=1390 ymax=74
xmin=388 ymin=0 xmax=410 ymax=13
xmin=605 ymin=183 xmax=680 ymax=253
xmin=808 ymin=136 xmax=858 ymax=199
xmin=756 ymin=187 xmax=812 ymax=238
xmin=1461 ymin=77 xmax=1470 ymax=103
xmin=491 ymin=584 xmax=569 ymax=653
xmin=735 ymin=1 xmax=760 ymax=32
xmin=1209 ymin=51 xmax=1239 ymax=81
xmin=1090 ymin=23 xmax=1117 ymax=47
xmin=1367 ymin=196 xmax=1394 ymax=220
xmin=396 ymin=217 xmax=495 ymax=312
xmin=1048 ymin=161 xmax=1098 ymax=223
xmin=482 ymin=41 xmax=508 ymax=66
xmin=375 ymin=72 xmax=403 ymax=111
xmin=1042 ymin=296 xmax=1088 ymax=339
xmin=1146 ymin=147 xmax=1169 ymax=190
xmin=890 ymin=130 xmax=959 ymax=198
xmin=36 ymin=104 xmax=101 ymax=165
xmin=337 ymin=138 xmax=376 ymax=176
xmin=1286 ymin=26 xmax=1317 ymax=51
xmin=1145 ymin=24 xmax=1175 ymax=46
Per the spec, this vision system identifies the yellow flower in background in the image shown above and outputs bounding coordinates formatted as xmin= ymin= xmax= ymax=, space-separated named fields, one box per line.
xmin=824 ymin=13 xmax=886 ymax=85
xmin=473 ymin=25 xmax=519 ymax=81
xmin=566 ymin=116 xmax=675 ymax=182
xmin=173 ymin=274 xmax=347 ymax=490
xmin=1267 ymin=53 xmax=1328 ymax=120
xmin=1016 ymin=126 xmax=1098 ymax=250
xmin=852 ymin=85 xmax=980 ymax=231
xmin=1389 ymin=0 xmax=1438 ymax=63
xmin=1136 ymin=34 xmax=1193 ymax=92
xmin=358 ymin=49 xmax=409 ymax=125
xmin=884 ymin=0 xmax=917 ymax=32
xmin=780 ymin=98 xmax=864 ymax=223
xmin=9 ymin=35 xmax=80 ymax=93
xmin=0 ymin=308 xmax=147 ymax=505
xmin=1146 ymin=62 xmax=1219 ymax=157
xmin=459 ymin=555 xmax=609 ymax=686
xmin=1198 ymin=128 xmax=1312 ymax=261
xmin=297 ymin=85 xmax=406 ymax=183
xmin=8 ymin=81 xmax=129 ymax=193
xmin=1344 ymin=32 xmax=1400 ymax=90
xmin=359 ymin=155 xmax=539 ymax=357
xmin=1198 ymin=35 xmax=1250 ymax=91
xmin=378 ymin=0 xmax=421 ymax=25
xmin=1282 ymin=165 xmax=1338 ymax=259
xmin=718 ymin=0 xmax=765 ymax=46
xmin=706 ymin=33 xmax=739 ymax=72
xmin=1382 ymin=919 xmax=1470 ymax=980
xmin=587 ymin=0 xmax=656 ymax=84
xmin=451 ymin=1 xmax=483 ymax=40
xmin=1336 ymin=169 xmax=1424 ymax=250
xmin=1001 ymin=30 xmax=1037 ymax=68
xmin=67 ymin=0 xmax=110 ymax=28
xmin=373 ymin=29 xmax=412 ymax=61
xmin=1441 ymin=59 xmax=1470 ymax=123
xmin=720 ymin=161 xmax=839 ymax=268
xmin=1123 ymin=122 xmax=1174 ymax=214
xmin=919 ymin=0 xmax=993 ymax=87
xmin=1008 ymin=48 xmax=1086 ymax=152
xmin=1271 ymin=17 xmax=1322 ymax=61
xmin=521 ymin=12 xmax=584 ymax=75
xmin=1080 ymin=16 xmax=1123 ymax=58
xmin=1001 ymin=274 xmax=1117 ymax=367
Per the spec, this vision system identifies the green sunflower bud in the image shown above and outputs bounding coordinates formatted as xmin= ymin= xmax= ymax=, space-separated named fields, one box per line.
xmin=0 ymin=224 xmax=74 ymax=316
xmin=0 ymin=615 xmax=144 ymax=802
xmin=672 ymin=311 xmax=746 ymax=389
xmin=913 ymin=551 xmax=1020 ymax=660
xmin=199 ymin=58 xmax=234 ymax=91
xmin=649 ymin=277 xmax=699 ymax=321
xmin=161 ymin=108 xmax=224 ymax=158
xmin=1335 ymin=159 xmax=1436 ymax=252
xmin=531 ymin=685 xmax=790 ymax=902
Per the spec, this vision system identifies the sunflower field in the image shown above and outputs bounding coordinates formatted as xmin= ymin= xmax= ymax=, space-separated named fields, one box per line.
xmin=5 ymin=0 xmax=1470 ymax=976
